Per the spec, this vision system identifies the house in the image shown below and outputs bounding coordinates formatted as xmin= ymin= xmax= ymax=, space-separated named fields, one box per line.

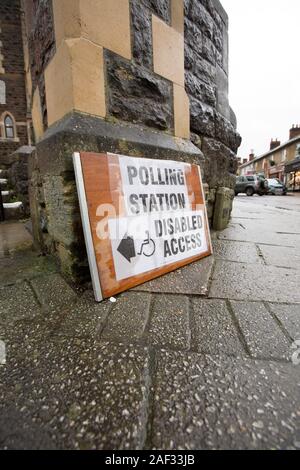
xmin=238 ymin=126 xmax=300 ymax=191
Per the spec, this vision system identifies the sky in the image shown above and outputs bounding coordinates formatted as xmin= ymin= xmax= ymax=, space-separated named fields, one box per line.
xmin=221 ymin=0 xmax=300 ymax=159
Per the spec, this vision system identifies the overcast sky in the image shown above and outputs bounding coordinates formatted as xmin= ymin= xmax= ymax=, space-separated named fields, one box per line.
xmin=221 ymin=0 xmax=300 ymax=159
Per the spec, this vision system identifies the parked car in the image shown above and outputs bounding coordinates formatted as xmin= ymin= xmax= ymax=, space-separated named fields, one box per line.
xmin=266 ymin=178 xmax=287 ymax=195
xmin=235 ymin=175 xmax=268 ymax=197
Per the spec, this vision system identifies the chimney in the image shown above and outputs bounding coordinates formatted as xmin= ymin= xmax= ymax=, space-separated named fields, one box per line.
xmin=289 ymin=124 xmax=300 ymax=140
xmin=270 ymin=138 xmax=281 ymax=150
xmin=243 ymin=158 xmax=248 ymax=164
xmin=249 ymin=152 xmax=255 ymax=161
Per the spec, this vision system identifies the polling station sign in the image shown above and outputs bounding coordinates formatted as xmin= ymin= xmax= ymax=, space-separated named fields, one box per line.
xmin=73 ymin=152 xmax=212 ymax=301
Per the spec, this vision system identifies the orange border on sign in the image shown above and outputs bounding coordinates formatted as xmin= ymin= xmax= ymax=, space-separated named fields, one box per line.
xmin=75 ymin=152 xmax=213 ymax=300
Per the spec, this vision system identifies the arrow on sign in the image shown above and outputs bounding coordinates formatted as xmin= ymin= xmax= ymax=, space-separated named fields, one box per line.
xmin=117 ymin=234 xmax=136 ymax=263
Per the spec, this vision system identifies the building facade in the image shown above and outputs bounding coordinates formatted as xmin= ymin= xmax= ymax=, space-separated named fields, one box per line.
xmin=238 ymin=126 xmax=300 ymax=191
xmin=0 ymin=0 xmax=31 ymax=164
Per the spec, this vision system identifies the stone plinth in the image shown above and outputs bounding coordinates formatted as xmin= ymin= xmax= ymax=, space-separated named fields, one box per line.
xmin=29 ymin=113 xmax=201 ymax=280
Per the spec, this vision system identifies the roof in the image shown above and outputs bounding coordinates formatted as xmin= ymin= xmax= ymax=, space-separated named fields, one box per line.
xmin=239 ymin=135 xmax=300 ymax=169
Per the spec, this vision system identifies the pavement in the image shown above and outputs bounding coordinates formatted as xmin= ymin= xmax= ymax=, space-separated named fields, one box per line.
xmin=0 ymin=221 xmax=32 ymax=257
xmin=0 ymin=194 xmax=300 ymax=450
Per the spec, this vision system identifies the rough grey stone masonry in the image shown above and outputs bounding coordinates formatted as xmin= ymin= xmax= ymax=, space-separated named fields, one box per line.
xmin=131 ymin=0 xmax=170 ymax=69
xmin=106 ymin=51 xmax=173 ymax=132
xmin=25 ymin=0 xmax=56 ymax=128
xmin=184 ymin=0 xmax=241 ymax=195
xmin=6 ymin=146 xmax=35 ymax=217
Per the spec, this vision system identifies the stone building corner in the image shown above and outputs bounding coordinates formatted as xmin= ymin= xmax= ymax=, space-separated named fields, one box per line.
xmin=19 ymin=0 xmax=241 ymax=281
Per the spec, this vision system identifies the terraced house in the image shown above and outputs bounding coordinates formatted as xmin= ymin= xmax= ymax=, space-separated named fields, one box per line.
xmin=238 ymin=125 xmax=300 ymax=192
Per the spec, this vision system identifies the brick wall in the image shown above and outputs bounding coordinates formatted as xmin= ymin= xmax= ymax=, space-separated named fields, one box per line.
xmin=0 ymin=0 xmax=29 ymax=165
xmin=185 ymin=0 xmax=241 ymax=190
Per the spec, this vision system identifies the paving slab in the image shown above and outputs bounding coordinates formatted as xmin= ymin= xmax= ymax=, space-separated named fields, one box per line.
xmin=212 ymin=239 xmax=263 ymax=264
xmin=268 ymin=303 xmax=300 ymax=341
xmin=0 ymin=314 xmax=57 ymax=360
xmin=56 ymin=291 xmax=113 ymax=339
xmin=258 ymin=244 xmax=300 ymax=270
xmin=31 ymin=273 xmax=78 ymax=311
xmin=101 ymin=292 xmax=151 ymax=341
xmin=0 ymin=407 xmax=56 ymax=450
xmin=218 ymin=220 xmax=298 ymax=247
xmin=0 ymin=282 xmax=40 ymax=326
xmin=234 ymin=194 xmax=300 ymax=215
xmin=133 ymin=256 xmax=214 ymax=295
xmin=209 ymin=260 xmax=300 ymax=303
xmin=0 ymin=338 xmax=150 ymax=450
xmin=151 ymin=350 xmax=300 ymax=450
xmin=148 ymin=295 xmax=190 ymax=351
xmin=1 ymin=195 xmax=300 ymax=450
xmin=230 ymin=301 xmax=292 ymax=360
xmin=191 ymin=299 xmax=245 ymax=356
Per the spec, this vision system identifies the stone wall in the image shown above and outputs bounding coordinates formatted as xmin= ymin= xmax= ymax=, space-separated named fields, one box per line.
xmin=7 ymin=146 xmax=35 ymax=217
xmin=22 ymin=0 xmax=55 ymax=129
xmin=184 ymin=0 xmax=241 ymax=221
xmin=25 ymin=0 xmax=241 ymax=177
xmin=0 ymin=0 xmax=29 ymax=163
xmin=24 ymin=0 xmax=241 ymax=280
xmin=24 ymin=1 xmax=241 ymax=133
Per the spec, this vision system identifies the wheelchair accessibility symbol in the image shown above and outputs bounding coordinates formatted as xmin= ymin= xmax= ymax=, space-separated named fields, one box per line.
xmin=137 ymin=231 xmax=156 ymax=257
xmin=117 ymin=230 xmax=156 ymax=263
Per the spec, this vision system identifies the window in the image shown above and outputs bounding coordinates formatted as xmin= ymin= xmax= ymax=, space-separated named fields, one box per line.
xmin=4 ymin=115 xmax=14 ymax=139
xmin=281 ymin=149 xmax=287 ymax=162
xmin=0 ymin=81 xmax=5 ymax=105
xmin=246 ymin=176 xmax=255 ymax=181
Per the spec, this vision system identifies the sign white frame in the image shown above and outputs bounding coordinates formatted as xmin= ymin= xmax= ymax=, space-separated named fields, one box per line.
xmin=73 ymin=152 xmax=212 ymax=302
xmin=73 ymin=152 xmax=103 ymax=301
